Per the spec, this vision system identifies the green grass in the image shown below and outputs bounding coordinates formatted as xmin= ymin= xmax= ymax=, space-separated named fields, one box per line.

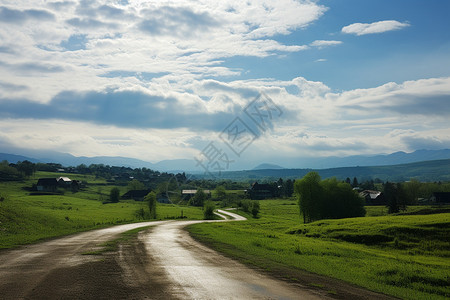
xmin=188 ymin=200 xmax=450 ymax=300
xmin=0 ymin=172 xmax=204 ymax=249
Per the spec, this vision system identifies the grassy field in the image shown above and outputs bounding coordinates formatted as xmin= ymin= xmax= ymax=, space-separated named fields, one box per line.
xmin=188 ymin=199 xmax=450 ymax=300
xmin=0 ymin=172 xmax=203 ymax=249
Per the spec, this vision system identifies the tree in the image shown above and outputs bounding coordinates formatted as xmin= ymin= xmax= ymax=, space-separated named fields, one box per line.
xmin=145 ymin=191 xmax=157 ymax=219
xmin=16 ymin=160 xmax=36 ymax=177
xmin=189 ymin=188 xmax=208 ymax=207
xmin=384 ymin=182 xmax=399 ymax=214
xmin=295 ymin=172 xmax=365 ymax=223
xmin=214 ymin=185 xmax=227 ymax=202
xmin=285 ymin=179 xmax=294 ymax=197
xmin=352 ymin=177 xmax=359 ymax=188
xmin=320 ymin=178 xmax=365 ymax=219
xmin=203 ymin=200 xmax=215 ymax=220
xmin=251 ymin=200 xmax=260 ymax=218
xmin=109 ymin=187 xmax=120 ymax=203
xmin=127 ymin=179 xmax=146 ymax=191
xmin=294 ymin=172 xmax=323 ymax=223
xmin=404 ymin=179 xmax=421 ymax=205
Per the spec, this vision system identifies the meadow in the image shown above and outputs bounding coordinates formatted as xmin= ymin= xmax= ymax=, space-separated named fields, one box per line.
xmin=0 ymin=172 xmax=203 ymax=249
xmin=188 ymin=199 xmax=450 ymax=300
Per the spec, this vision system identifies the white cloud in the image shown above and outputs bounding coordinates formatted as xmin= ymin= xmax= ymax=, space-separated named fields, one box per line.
xmin=0 ymin=0 xmax=324 ymax=103
xmin=310 ymin=40 xmax=342 ymax=48
xmin=342 ymin=20 xmax=410 ymax=36
xmin=0 ymin=1 xmax=448 ymax=164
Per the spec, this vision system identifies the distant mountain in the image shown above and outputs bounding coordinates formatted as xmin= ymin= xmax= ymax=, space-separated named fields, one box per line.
xmin=1 ymin=149 xmax=450 ymax=174
xmin=291 ymin=149 xmax=450 ymax=169
xmin=204 ymin=159 xmax=450 ymax=182
xmin=0 ymin=153 xmax=41 ymax=164
xmin=0 ymin=152 xmax=155 ymax=169
xmin=253 ymin=163 xmax=285 ymax=170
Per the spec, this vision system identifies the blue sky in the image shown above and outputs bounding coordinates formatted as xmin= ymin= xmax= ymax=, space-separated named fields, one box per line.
xmin=0 ymin=0 xmax=449 ymax=169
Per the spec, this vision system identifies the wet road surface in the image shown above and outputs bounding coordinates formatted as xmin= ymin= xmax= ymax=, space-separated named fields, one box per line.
xmin=0 ymin=210 xmax=391 ymax=299
xmin=137 ymin=210 xmax=328 ymax=299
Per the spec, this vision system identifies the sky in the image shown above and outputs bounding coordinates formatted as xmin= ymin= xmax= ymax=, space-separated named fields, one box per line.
xmin=0 ymin=0 xmax=449 ymax=170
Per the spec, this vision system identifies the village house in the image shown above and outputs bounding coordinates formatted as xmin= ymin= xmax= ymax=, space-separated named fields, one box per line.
xmin=57 ymin=177 xmax=72 ymax=187
xmin=430 ymin=192 xmax=450 ymax=204
xmin=121 ymin=189 xmax=152 ymax=201
xmin=359 ymin=190 xmax=385 ymax=205
xmin=181 ymin=189 xmax=211 ymax=200
xmin=36 ymin=178 xmax=59 ymax=192
xmin=247 ymin=182 xmax=276 ymax=200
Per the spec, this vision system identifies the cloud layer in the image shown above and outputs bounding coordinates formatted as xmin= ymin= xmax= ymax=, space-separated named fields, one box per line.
xmin=0 ymin=1 xmax=448 ymax=166
xmin=342 ymin=20 xmax=410 ymax=35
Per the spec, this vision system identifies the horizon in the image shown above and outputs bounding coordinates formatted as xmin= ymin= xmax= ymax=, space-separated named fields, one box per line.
xmin=1 ymin=1 xmax=449 ymax=175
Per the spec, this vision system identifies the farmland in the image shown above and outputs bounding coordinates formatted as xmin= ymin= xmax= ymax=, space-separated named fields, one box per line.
xmin=188 ymin=200 xmax=450 ymax=300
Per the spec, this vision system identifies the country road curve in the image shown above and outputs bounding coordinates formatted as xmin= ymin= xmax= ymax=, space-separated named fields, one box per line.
xmin=0 ymin=210 xmax=394 ymax=299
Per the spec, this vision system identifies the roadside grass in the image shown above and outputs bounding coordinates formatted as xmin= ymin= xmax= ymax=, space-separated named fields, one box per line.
xmin=188 ymin=199 xmax=450 ymax=300
xmin=0 ymin=172 xmax=203 ymax=249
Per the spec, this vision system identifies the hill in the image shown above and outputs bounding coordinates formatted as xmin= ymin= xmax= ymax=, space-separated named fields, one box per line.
xmin=205 ymin=159 xmax=450 ymax=182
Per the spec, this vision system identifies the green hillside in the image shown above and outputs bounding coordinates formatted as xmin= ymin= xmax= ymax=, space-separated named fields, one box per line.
xmin=0 ymin=171 xmax=203 ymax=249
xmin=208 ymin=159 xmax=450 ymax=182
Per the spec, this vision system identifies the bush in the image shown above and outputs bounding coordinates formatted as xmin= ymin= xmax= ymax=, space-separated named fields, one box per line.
xmin=110 ymin=187 xmax=120 ymax=203
xmin=239 ymin=199 xmax=251 ymax=212
xmin=134 ymin=207 xmax=149 ymax=220
xmin=189 ymin=188 xmax=208 ymax=207
xmin=203 ymin=201 xmax=215 ymax=220
xmin=145 ymin=191 xmax=157 ymax=219
xmin=251 ymin=200 xmax=260 ymax=218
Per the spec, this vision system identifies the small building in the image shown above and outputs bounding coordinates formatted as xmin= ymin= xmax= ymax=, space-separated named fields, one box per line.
xmin=359 ymin=190 xmax=385 ymax=205
xmin=247 ymin=182 xmax=276 ymax=200
xmin=157 ymin=193 xmax=171 ymax=204
xmin=36 ymin=178 xmax=59 ymax=192
xmin=121 ymin=189 xmax=152 ymax=201
xmin=181 ymin=189 xmax=211 ymax=200
xmin=58 ymin=177 xmax=72 ymax=186
xmin=430 ymin=192 xmax=450 ymax=204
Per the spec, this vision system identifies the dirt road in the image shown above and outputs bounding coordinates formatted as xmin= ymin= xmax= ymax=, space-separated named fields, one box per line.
xmin=0 ymin=211 xmax=394 ymax=299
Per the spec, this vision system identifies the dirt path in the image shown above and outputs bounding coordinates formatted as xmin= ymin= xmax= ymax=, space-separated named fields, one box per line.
xmin=0 ymin=211 xmax=395 ymax=299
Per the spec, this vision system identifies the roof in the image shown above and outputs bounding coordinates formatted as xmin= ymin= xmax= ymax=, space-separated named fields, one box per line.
xmin=58 ymin=177 xmax=71 ymax=182
xmin=37 ymin=178 xmax=58 ymax=186
xmin=182 ymin=189 xmax=211 ymax=194
xmin=359 ymin=190 xmax=382 ymax=199
xmin=250 ymin=182 xmax=272 ymax=190
xmin=122 ymin=189 xmax=152 ymax=198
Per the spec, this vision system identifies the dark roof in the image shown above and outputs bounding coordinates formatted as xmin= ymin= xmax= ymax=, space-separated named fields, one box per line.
xmin=122 ymin=189 xmax=151 ymax=199
xmin=37 ymin=178 xmax=58 ymax=186
xmin=250 ymin=182 xmax=272 ymax=190
xmin=432 ymin=192 xmax=450 ymax=203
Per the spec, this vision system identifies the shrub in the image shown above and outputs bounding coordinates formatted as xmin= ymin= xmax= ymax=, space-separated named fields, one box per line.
xmin=145 ymin=191 xmax=157 ymax=219
xmin=109 ymin=187 xmax=120 ymax=203
xmin=203 ymin=201 xmax=215 ymax=220
xmin=251 ymin=200 xmax=260 ymax=218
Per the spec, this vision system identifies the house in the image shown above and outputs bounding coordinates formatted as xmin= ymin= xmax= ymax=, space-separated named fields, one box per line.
xmin=247 ymin=182 xmax=276 ymax=200
xmin=181 ymin=189 xmax=211 ymax=200
xmin=57 ymin=177 xmax=72 ymax=187
xmin=36 ymin=178 xmax=59 ymax=192
xmin=359 ymin=190 xmax=385 ymax=205
xmin=121 ymin=189 xmax=152 ymax=201
xmin=430 ymin=192 xmax=450 ymax=204
xmin=157 ymin=193 xmax=171 ymax=204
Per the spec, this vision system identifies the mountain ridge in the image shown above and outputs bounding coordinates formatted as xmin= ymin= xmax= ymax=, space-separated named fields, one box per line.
xmin=1 ymin=149 xmax=450 ymax=173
